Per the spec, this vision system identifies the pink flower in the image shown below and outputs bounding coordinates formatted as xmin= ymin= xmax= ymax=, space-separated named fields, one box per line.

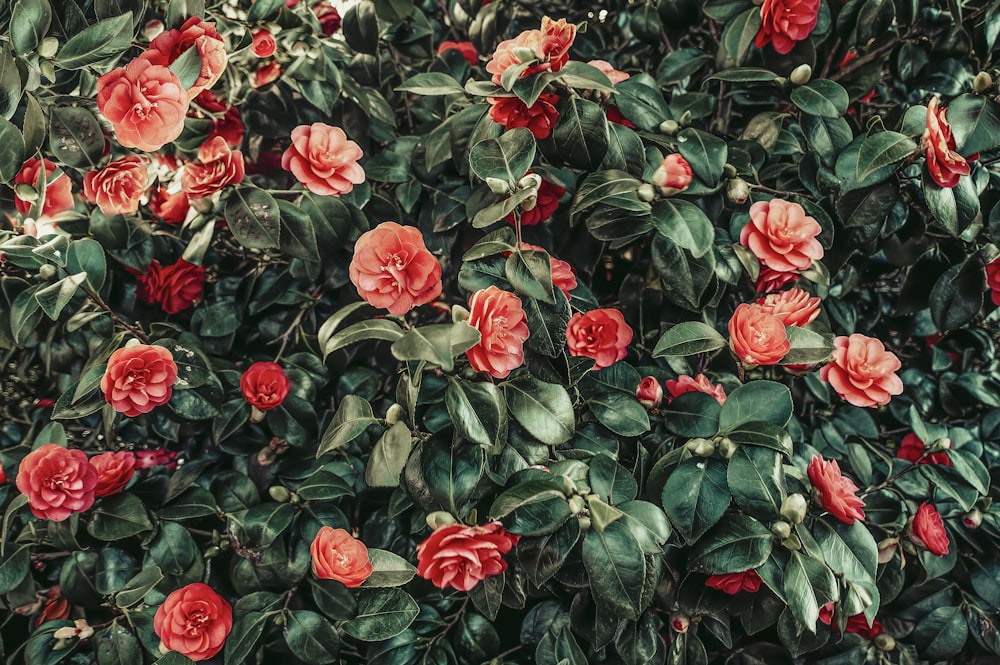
xmin=820 ymin=334 xmax=903 ymax=408
xmin=281 ymin=123 xmax=365 ymax=196
xmin=756 ymin=266 xmax=800 ymax=294
xmin=566 ymin=308 xmax=633 ymax=369
xmin=755 ymin=288 xmax=821 ymax=327
xmin=90 ymin=452 xmax=137 ymax=498
xmin=14 ymin=158 xmax=75 ymax=219
xmin=310 ymin=527 xmax=373 ymax=587
xmin=909 ymin=503 xmax=949 ymax=556
xmin=349 ymin=221 xmax=442 ymax=315
xmin=665 ymin=374 xmax=727 ymax=405
xmin=466 ymin=286 xmax=529 ymax=379
xmin=83 ymin=156 xmax=149 ymax=215
xmin=755 ymin=0 xmax=820 ymax=54
xmin=922 ymin=97 xmax=974 ymax=188
xmin=416 ymin=523 xmax=519 ymax=592
xmin=485 ymin=17 xmax=576 ymax=86
xmin=706 ymin=570 xmax=762 ymax=595
xmin=652 ymin=154 xmax=692 ymax=196
xmin=15 ymin=445 xmax=98 ymax=521
xmin=251 ymin=29 xmax=277 ymax=58
xmin=741 ymin=199 xmax=824 ymax=272
xmin=97 ymin=59 xmax=189 ymax=152
xmin=897 ymin=433 xmax=952 ymax=467
xmin=587 ymin=59 xmax=629 ymax=84
xmin=728 ymin=303 xmax=790 ymax=366
xmin=101 ymin=343 xmax=178 ymax=417
xmin=808 ymin=455 xmax=865 ymax=524
xmin=181 ymin=137 xmax=245 ymax=199
xmin=153 ymin=583 xmax=232 ymax=661
xmin=141 ymin=17 xmax=228 ymax=96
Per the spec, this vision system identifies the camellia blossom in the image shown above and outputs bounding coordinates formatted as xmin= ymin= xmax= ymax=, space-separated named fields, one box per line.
xmin=922 ymin=97 xmax=974 ymax=188
xmin=90 ymin=451 xmax=137 ymax=498
xmin=240 ymin=361 xmax=290 ymax=411
xmin=309 ymin=526 xmax=373 ymax=587
xmin=181 ymin=136 xmax=246 ymax=199
xmin=15 ymin=445 xmax=98 ymax=522
xmin=192 ymin=90 xmax=244 ymax=147
xmin=136 ymin=259 xmax=206 ymax=315
xmin=820 ymin=334 xmax=903 ymax=408
xmin=101 ymin=343 xmax=178 ymax=417
xmin=465 ymin=286 xmax=530 ymax=379
xmin=437 ymin=40 xmax=478 ymax=66
xmin=141 ymin=17 xmax=228 ymax=96
xmin=254 ymin=61 xmax=282 ymax=87
xmin=150 ymin=188 xmax=191 ymax=224
xmin=741 ymin=198 xmax=824 ymax=272
xmin=486 ymin=16 xmax=576 ymax=86
xmin=896 ymin=433 xmax=952 ymax=466
xmin=756 ymin=266 xmax=800 ymax=294
xmin=83 ymin=156 xmax=149 ymax=215
xmin=665 ymin=374 xmax=727 ymax=404
xmin=349 ymin=221 xmax=442 ymax=315
xmin=636 ymin=376 xmax=664 ymax=409
xmin=153 ymin=583 xmax=232 ymax=661
xmin=728 ymin=303 xmax=790 ymax=366
xmin=34 ymin=587 xmax=70 ymax=627
xmin=97 ymin=59 xmax=190 ymax=152
xmin=416 ymin=522 xmax=519 ymax=592
xmin=251 ymin=28 xmax=277 ymax=58
xmin=652 ymin=153 xmax=693 ymax=196
xmin=755 ymin=288 xmax=821 ymax=327
xmin=706 ymin=570 xmax=762 ymax=595
xmin=487 ymin=94 xmax=560 ymax=140
xmin=807 ymin=455 xmax=866 ymax=524
xmin=505 ymin=175 xmax=565 ymax=226
xmin=14 ymin=158 xmax=75 ymax=219
xmin=819 ymin=604 xmax=884 ymax=639
xmin=754 ymin=0 xmax=820 ymax=54
xmin=281 ymin=122 xmax=365 ymax=196
xmin=566 ymin=308 xmax=633 ymax=369
xmin=910 ymin=503 xmax=950 ymax=556
xmin=987 ymin=258 xmax=1000 ymax=306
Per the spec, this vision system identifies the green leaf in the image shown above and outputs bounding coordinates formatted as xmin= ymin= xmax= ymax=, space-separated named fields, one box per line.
xmin=363 ymin=151 xmax=411 ymax=183
xmin=650 ymin=199 xmax=714 ymax=259
xmin=547 ymin=96 xmax=610 ymax=170
xmin=790 ymin=80 xmax=849 ymax=118
xmin=94 ymin=623 xmax=142 ymax=665
xmin=422 ymin=435 xmax=484 ymax=512
xmin=364 ymin=549 xmax=417 ymax=587
xmin=87 ymin=494 xmax=153 ymax=541
xmin=114 ymin=565 xmax=163 ymax=608
xmin=66 ymin=238 xmax=107 ymax=291
xmin=719 ymin=381 xmax=793 ymax=430
xmin=246 ymin=0 xmax=285 ymax=20
xmin=662 ymin=458 xmax=730 ymax=542
xmin=914 ymin=606 xmax=968 ymax=660
xmin=617 ymin=501 xmax=671 ymax=554
xmin=310 ymin=578 xmax=357 ymax=620
xmin=296 ymin=470 xmax=354 ymax=501
xmin=855 ymin=131 xmax=917 ymax=181
xmin=373 ymin=0 xmax=412 ymax=21
xmin=225 ymin=187 xmax=281 ymax=250
xmin=34 ymin=273 xmax=87 ymax=320
xmin=445 ymin=377 xmax=506 ymax=449
xmin=323 ymin=319 xmax=405 ymax=358
xmin=923 ymin=171 xmax=980 ymax=236
xmin=589 ymin=453 xmax=638 ymax=505
xmin=689 ymin=513 xmax=773 ymax=574
xmin=727 ymin=446 xmax=785 ymax=520
xmin=285 ymin=610 xmax=340 ymax=664
xmin=0 ymin=115 xmax=25 ymax=182
xmin=224 ymin=612 xmax=269 ymax=665
xmin=582 ymin=520 xmax=647 ymax=620
xmin=652 ymin=321 xmax=727 ymax=357
xmin=720 ymin=7 xmax=761 ymax=65
xmin=365 ymin=422 xmax=414 ymax=488
xmin=489 ymin=478 xmax=573 ymax=536
xmin=317 ymin=395 xmax=377 ymax=457
xmin=277 ymin=201 xmax=320 ymax=261
xmin=0 ymin=45 xmax=23 ymax=120
xmin=813 ymin=519 xmax=877 ymax=585
xmin=10 ymin=0 xmax=52 ymax=55
xmin=836 ymin=182 xmax=898 ymax=228
xmin=343 ymin=588 xmax=420 ymax=641
xmin=48 ymin=105 xmax=104 ymax=168
xmin=725 ymin=421 xmax=793 ymax=456
xmin=947 ymin=93 xmax=1000 ymax=156
xmin=391 ymin=322 xmax=480 ymax=371
xmin=930 ymin=261 xmax=985 ymax=332
xmin=0 ymin=544 xmax=30 ymax=594
xmin=517 ymin=520 xmax=581 ymax=586
xmin=503 ymin=375 xmax=575 ymax=445
xmin=242 ymin=502 xmax=296 ymax=549
xmin=506 ymin=249 xmax=555 ymax=304
xmin=780 ymin=326 xmax=834 ymax=365
xmin=584 ymin=389 xmax=650 ymax=437
xmin=676 ymin=128 xmax=727 ymax=185
xmin=536 ymin=626 xmax=588 ymax=665
xmin=470 ymin=128 xmax=536 ymax=187
xmin=557 ymin=60 xmax=616 ymax=93
xmin=56 ymin=13 xmax=133 ymax=69
xmin=784 ymin=552 xmax=837 ymax=632
xmin=396 ymin=72 xmax=466 ymax=96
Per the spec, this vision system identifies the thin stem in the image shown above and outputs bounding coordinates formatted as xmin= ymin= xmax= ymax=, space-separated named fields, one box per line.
xmin=829 ymin=29 xmax=916 ymax=82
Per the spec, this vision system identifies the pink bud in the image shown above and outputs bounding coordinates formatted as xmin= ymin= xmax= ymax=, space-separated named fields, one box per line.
xmin=636 ymin=376 xmax=664 ymax=409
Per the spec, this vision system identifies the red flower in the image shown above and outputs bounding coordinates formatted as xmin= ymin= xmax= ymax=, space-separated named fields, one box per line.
xmin=820 ymin=604 xmax=884 ymax=639
xmin=728 ymin=303 xmax=789 ymax=366
xmin=312 ymin=2 xmax=341 ymax=35
xmin=181 ymin=137 xmax=245 ymax=199
xmin=281 ymin=122 xmax=365 ymax=196
xmin=309 ymin=526 xmax=373 ymax=587
xmin=36 ymin=587 xmax=70 ymax=627
xmin=254 ymin=61 xmax=283 ymax=88
xmin=636 ymin=376 xmax=663 ymax=409
xmin=150 ymin=188 xmax=190 ymax=224
xmin=896 ymin=433 xmax=952 ymax=467
xmin=101 ymin=343 xmax=178 ymax=417
xmin=665 ymin=374 xmax=727 ymax=405
xmin=820 ymin=334 xmax=903 ymax=408
xmin=15 ymin=445 xmax=98 ymax=521
xmin=251 ymin=29 xmax=277 ymax=58
xmin=83 ymin=156 xmax=149 ymax=215
xmin=706 ymin=570 xmax=762 ymax=595
xmin=756 ymin=266 xmax=799 ymax=294
xmin=486 ymin=17 xmax=576 ymax=86
xmin=416 ymin=522 xmax=519 ymax=592
xmin=141 ymin=17 xmax=227 ymax=96
xmin=349 ymin=221 xmax=442 ymax=315
xmin=135 ymin=449 xmax=178 ymax=470
xmin=755 ymin=0 xmax=820 ymax=54
xmin=605 ymin=105 xmax=635 ymax=128
xmin=566 ymin=308 xmax=633 ymax=369
xmin=807 ymin=455 xmax=865 ymax=524
xmin=988 ymin=258 xmax=1000 ymax=307
xmin=909 ymin=503 xmax=950 ymax=556
xmin=97 ymin=59 xmax=189 ymax=152
xmin=652 ymin=154 xmax=693 ymax=196
xmin=192 ymin=91 xmax=244 ymax=147
xmin=437 ymin=40 xmax=478 ymax=66
xmin=240 ymin=362 xmax=290 ymax=411
xmin=466 ymin=286 xmax=530 ymax=379
xmin=505 ymin=174 xmax=564 ymax=226
xmin=488 ymin=94 xmax=559 ymax=140
xmin=136 ymin=259 xmax=206 ymax=315
xmin=14 ymin=158 xmax=75 ymax=219
xmin=922 ymin=97 xmax=974 ymax=188
xmin=153 ymin=583 xmax=232 ymax=661
xmin=90 ymin=452 xmax=137 ymax=498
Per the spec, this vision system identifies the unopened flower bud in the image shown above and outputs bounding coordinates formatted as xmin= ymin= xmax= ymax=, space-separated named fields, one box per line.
xmin=203 ymin=545 xmax=221 ymax=558
xmin=636 ymin=183 xmax=656 ymax=202
xmin=485 ymin=177 xmax=510 ymax=195
xmin=789 ymin=64 xmax=812 ymax=86
xmin=873 ymin=634 xmax=896 ymax=651
xmin=717 ymin=437 xmax=738 ymax=459
xmin=685 ymin=438 xmax=716 ymax=457
xmin=269 ymin=486 xmax=291 ymax=502
xmin=670 ymin=611 xmax=690 ymax=633
xmin=289 ymin=40 xmax=308 ymax=56
xmin=249 ymin=405 xmax=266 ymax=423
xmin=877 ymin=537 xmax=898 ymax=564
xmin=678 ymin=110 xmax=692 ymax=126
xmin=14 ymin=183 xmax=38 ymax=202
xmin=771 ymin=520 xmax=792 ymax=539
xmin=578 ymin=516 xmax=592 ymax=531
xmin=568 ymin=495 xmax=586 ymax=515
xmin=742 ymin=112 xmax=783 ymax=151
xmin=512 ymin=46 xmax=539 ymax=64
xmin=652 ymin=154 xmax=693 ymax=196
xmin=726 ymin=177 xmax=750 ymax=204
xmin=963 ymin=508 xmax=982 ymax=529
xmin=780 ymin=493 xmax=808 ymax=524
xmin=385 ymin=403 xmax=406 ymax=424
xmin=426 ymin=510 xmax=457 ymax=529
xmin=520 ymin=195 xmax=538 ymax=212
xmin=38 ymin=37 xmax=59 ymax=59
xmin=40 ymin=60 xmax=56 ymax=83
xmin=659 ymin=119 xmax=679 ymax=135
xmin=517 ymin=173 xmax=541 ymax=191
xmin=257 ymin=447 xmax=276 ymax=466
xmin=930 ymin=437 xmax=952 ymax=451
xmin=974 ymin=72 xmax=993 ymax=94
xmin=38 ymin=264 xmax=58 ymax=280
xmin=635 ymin=376 xmax=663 ymax=409
xmin=781 ymin=534 xmax=802 ymax=551
xmin=560 ymin=476 xmax=578 ymax=496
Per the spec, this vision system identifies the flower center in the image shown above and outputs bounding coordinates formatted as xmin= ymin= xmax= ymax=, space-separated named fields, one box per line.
xmin=185 ymin=609 xmax=211 ymax=636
